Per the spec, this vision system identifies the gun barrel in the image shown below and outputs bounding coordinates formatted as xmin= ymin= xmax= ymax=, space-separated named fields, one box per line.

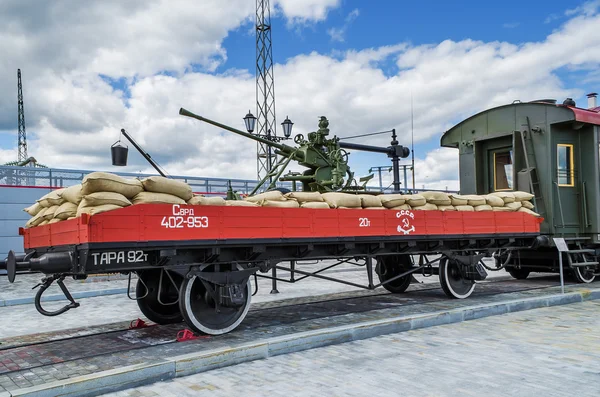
xmin=339 ymin=142 xmax=410 ymax=158
xmin=179 ymin=108 xmax=288 ymax=151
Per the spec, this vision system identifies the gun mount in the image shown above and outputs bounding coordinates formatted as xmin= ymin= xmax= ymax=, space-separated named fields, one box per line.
xmin=179 ymin=108 xmax=410 ymax=194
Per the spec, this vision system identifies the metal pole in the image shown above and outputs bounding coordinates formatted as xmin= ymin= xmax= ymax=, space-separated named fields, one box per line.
xmin=290 ymin=260 xmax=296 ymax=282
xmin=403 ymin=165 xmax=408 ymax=193
xmin=366 ymin=257 xmax=374 ymax=289
xmin=558 ymin=252 xmax=564 ymax=294
xmin=270 ymin=266 xmax=279 ymax=294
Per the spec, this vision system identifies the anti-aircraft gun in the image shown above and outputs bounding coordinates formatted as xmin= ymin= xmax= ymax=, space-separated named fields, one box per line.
xmin=179 ymin=108 xmax=410 ymax=195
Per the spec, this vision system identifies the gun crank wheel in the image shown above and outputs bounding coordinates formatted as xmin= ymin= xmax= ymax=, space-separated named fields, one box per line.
xmin=439 ymin=257 xmax=475 ymax=299
xmin=179 ymin=267 xmax=252 ymax=335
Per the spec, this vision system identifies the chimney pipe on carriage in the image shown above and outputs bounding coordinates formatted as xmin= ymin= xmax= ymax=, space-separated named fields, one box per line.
xmin=587 ymin=92 xmax=598 ymax=109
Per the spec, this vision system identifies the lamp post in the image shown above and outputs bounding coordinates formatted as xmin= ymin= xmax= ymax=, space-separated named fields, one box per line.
xmin=243 ymin=111 xmax=293 ymax=296
xmin=243 ymin=111 xmax=293 ymax=141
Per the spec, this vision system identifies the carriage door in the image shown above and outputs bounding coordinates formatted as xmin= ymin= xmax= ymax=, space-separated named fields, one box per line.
xmin=554 ymin=139 xmax=580 ymax=234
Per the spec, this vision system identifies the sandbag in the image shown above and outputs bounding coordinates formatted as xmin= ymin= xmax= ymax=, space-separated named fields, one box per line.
xmin=261 ymin=199 xmax=300 ymax=208
xmin=403 ymin=194 xmax=426 ymax=207
xmin=518 ymin=207 xmax=540 ymax=217
xmin=358 ymin=194 xmax=382 ymax=208
xmin=141 ymin=176 xmax=193 ymax=201
xmin=245 ymin=191 xmax=285 ymax=203
xmin=41 ymin=205 xmax=60 ymax=221
xmin=380 ymin=194 xmax=406 ymax=208
xmin=81 ymin=172 xmax=143 ymax=199
xmin=23 ymin=202 xmax=44 ymax=216
xmin=463 ymin=195 xmax=486 ymax=206
xmin=513 ymin=191 xmax=534 ymax=202
xmin=48 ymin=218 xmax=62 ymax=224
xmin=132 ymin=192 xmax=185 ymax=205
xmin=474 ymin=204 xmax=493 ymax=212
xmin=490 ymin=191 xmax=516 ymax=204
xmin=421 ymin=191 xmax=451 ymax=206
xmin=61 ymin=184 xmax=83 ymax=204
xmin=492 ymin=207 xmax=513 ymax=212
xmin=449 ymin=194 xmax=469 ymax=206
xmin=38 ymin=220 xmax=49 ymax=226
xmin=284 ymin=191 xmax=324 ymax=203
xmin=321 ymin=193 xmax=362 ymax=208
xmin=484 ymin=194 xmax=505 ymax=207
xmin=187 ymin=196 xmax=226 ymax=206
xmin=25 ymin=210 xmax=47 ymax=228
xmin=67 ymin=217 xmax=77 ymax=220
xmin=437 ymin=205 xmax=456 ymax=211
xmin=81 ymin=192 xmax=132 ymax=207
xmin=300 ymin=201 xmax=330 ymax=209
xmin=505 ymin=202 xmax=522 ymax=211
xmin=54 ymin=202 xmax=78 ymax=220
xmin=365 ymin=207 xmax=386 ymax=210
xmin=521 ymin=200 xmax=534 ymax=210
xmin=391 ymin=204 xmax=411 ymax=210
xmin=226 ymin=200 xmax=259 ymax=207
xmin=412 ymin=203 xmax=438 ymax=211
xmin=37 ymin=189 xmax=65 ymax=207
xmin=77 ymin=204 xmax=123 ymax=217
xmin=455 ymin=205 xmax=475 ymax=212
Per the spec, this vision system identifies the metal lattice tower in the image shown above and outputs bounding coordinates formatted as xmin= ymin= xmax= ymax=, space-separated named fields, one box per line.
xmin=17 ymin=69 xmax=27 ymax=162
xmin=255 ymin=0 xmax=277 ymax=182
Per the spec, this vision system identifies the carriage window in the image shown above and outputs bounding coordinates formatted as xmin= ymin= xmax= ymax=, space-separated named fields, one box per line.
xmin=557 ymin=144 xmax=574 ymax=187
xmin=494 ymin=151 xmax=513 ymax=191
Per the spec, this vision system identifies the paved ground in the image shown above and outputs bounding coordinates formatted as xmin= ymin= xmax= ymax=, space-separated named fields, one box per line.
xmin=102 ymin=300 xmax=600 ymax=397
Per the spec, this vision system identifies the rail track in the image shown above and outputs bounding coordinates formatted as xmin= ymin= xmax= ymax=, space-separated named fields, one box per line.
xmin=0 ymin=275 xmax=579 ymax=377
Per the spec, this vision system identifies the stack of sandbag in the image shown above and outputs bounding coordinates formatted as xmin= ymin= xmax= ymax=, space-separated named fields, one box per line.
xmin=321 ymin=192 xmax=362 ymax=209
xmin=187 ymin=194 xmax=226 ymax=206
xmin=490 ymin=191 xmax=539 ymax=216
xmin=421 ymin=191 xmax=452 ymax=211
xmin=76 ymin=172 xmax=141 ymax=216
xmin=24 ymin=188 xmax=65 ymax=227
xmin=379 ymin=194 xmax=410 ymax=210
xmin=134 ymin=176 xmax=192 ymax=205
xmin=243 ymin=190 xmax=299 ymax=208
xmin=357 ymin=194 xmax=383 ymax=209
xmin=285 ymin=191 xmax=329 ymax=209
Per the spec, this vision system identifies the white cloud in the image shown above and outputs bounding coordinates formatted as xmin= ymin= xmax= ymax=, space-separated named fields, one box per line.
xmin=327 ymin=8 xmax=360 ymax=42
xmin=566 ymin=0 xmax=600 ymax=16
xmin=1 ymin=1 xmax=599 ymax=193
xmin=275 ymin=0 xmax=341 ymax=23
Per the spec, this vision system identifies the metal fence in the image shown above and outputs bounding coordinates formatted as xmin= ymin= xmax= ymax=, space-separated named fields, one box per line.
xmin=0 ymin=165 xmax=289 ymax=196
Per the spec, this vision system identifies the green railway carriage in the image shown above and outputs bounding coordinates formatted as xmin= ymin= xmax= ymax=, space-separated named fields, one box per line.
xmin=441 ymin=95 xmax=600 ymax=283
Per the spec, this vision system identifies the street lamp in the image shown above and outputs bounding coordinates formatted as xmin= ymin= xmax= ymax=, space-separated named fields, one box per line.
xmin=281 ymin=116 xmax=293 ymax=138
xmin=243 ymin=110 xmax=256 ymax=133
xmin=243 ymin=111 xmax=292 ymax=142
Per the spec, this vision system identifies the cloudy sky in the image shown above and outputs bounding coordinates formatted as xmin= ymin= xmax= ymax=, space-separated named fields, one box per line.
xmin=0 ymin=0 xmax=599 ymax=191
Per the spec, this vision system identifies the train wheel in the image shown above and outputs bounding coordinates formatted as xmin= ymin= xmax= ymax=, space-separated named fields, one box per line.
xmin=179 ymin=269 xmax=252 ymax=335
xmin=439 ymin=257 xmax=475 ymax=299
xmin=376 ymin=255 xmax=412 ymax=293
xmin=508 ymin=268 xmax=530 ymax=280
xmin=573 ymin=266 xmax=596 ymax=283
xmin=136 ymin=270 xmax=183 ymax=324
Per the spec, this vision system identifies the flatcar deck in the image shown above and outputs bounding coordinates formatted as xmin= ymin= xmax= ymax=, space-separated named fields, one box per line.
xmin=21 ymin=205 xmax=541 ymax=249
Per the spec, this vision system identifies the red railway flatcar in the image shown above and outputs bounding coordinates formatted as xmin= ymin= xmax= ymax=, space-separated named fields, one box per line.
xmin=3 ymin=204 xmax=542 ymax=335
